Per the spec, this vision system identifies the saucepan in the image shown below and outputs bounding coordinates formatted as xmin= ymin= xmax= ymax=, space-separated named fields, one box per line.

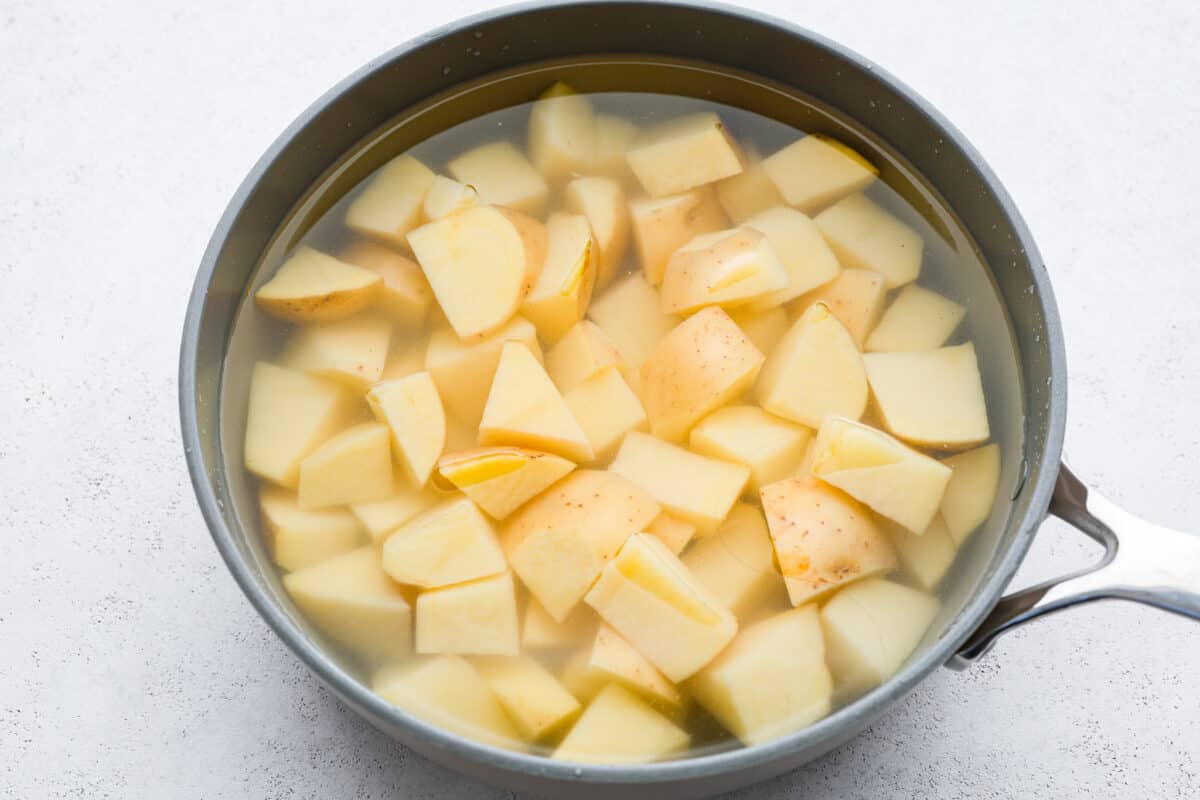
xmin=178 ymin=1 xmax=1200 ymax=796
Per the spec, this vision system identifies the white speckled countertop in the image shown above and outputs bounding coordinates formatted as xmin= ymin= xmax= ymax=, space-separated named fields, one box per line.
xmin=2 ymin=1 xmax=1199 ymax=797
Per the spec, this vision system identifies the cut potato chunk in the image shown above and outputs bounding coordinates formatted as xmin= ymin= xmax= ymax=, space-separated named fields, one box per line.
xmin=564 ymin=367 xmax=647 ymax=461
xmin=425 ymin=316 xmax=541 ymax=429
xmin=521 ymin=213 xmax=596 ymax=343
xmin=865 ymin=284 xmax=966 ymax=352
xmin=244 ymin=362 xmax=351 ymax=489
xmin=367 ymin=372 xmax=445 ymax=487
xmin=690 ymin=406 xmax=812 ymax=491
xmin=437 ymin=447 xmax=575 ymax=520
xmin=587 ymin=273 xmax=680 ymax=369
xmin=255 ymin=247 xmax=381 ymax=322
xmin=814 ymin=193 xmax=922 ymax=288
xmin=629 ymin=188 xmax=728 ymax=285
xmin=554 ymin=684 xmax=689 ymax=764
xmin=503 ymin=470 xmax=660 ymax=621
xmin=885 ymin=514 xmax=957 ymax=591
xmin=415 ymin=570 xmax=520 ymax=656
xmin=284 ymin=546 xmax=411 ymax=663
xmin=528 ymin=82 xmax=595 ymax=181
xmin=422 ymin=174 xmax=479 ymax=221
xmin=447 ymin=141 xmax=549 ymax=215
xmin=756 ymin=302 xmax=867 ymax=428
xmin=379 ymin=341 xmax=427 ymax=382
xmin=523 ymin=600 xmax=599 ymax=651
xmin=474 ymin=655 xmax=582 ymax=740
xmin=807 ymin=416 xmax=952 ymax=534
xmin=585 ymin=533 xmax=738 ymax=681
xmin=338 ymin=240 xmax=432 ymax=327
xmin=660 ymin=228 xmax=789 ymax=314
xmin=479 ymin=342 xmax=594 ymax=462
xmin=760 ymin=475 xmax=896 ymax=606
xmin=298 ymin=422 xmax=393 ymax=509
xmin=715 ymin=155 xmax=785 ymax=223
xmin=864 ymin=343 xmax=990 ymax=448
xmin=546 ymin=320 xmax=626 ymax=393
xmin=742 ymin=206 xmax=840 ymax=309
xmin=939 ymin=443 xmax=1001 ymax=545
xmin=728 ymin=304 xmax=789 ymax=355
xmin=589 ymin=114 xmax=641 ymax=179
xmin=761 ymin=134 xmax=877 ymax=213
xmin=646 ymin=513 xmax=697 ymax=555
xmin=408 ymin=205 xmax=544 ymax=340
xmin=689 ymin=605 xmax=832 ymax=745
xmin=374 ymin=656 xmax=522 ymax=748
xmin=565 ymin=176 xmax=630 ymax=288
xmin=797 ymin=269 xmax=888 ymax=349
xmin=281 ymin=315 xmax=392 ymax=388
xmin=349 ymin=481 xmax=439 ymax=544
xmin=589 ymin=624 xmax=684 ymax=711
xmin=819 ymin=578 xmax=939 ymax=696
xmin=260 ymin=487 xmax=364 ymax=572
xmin=681 ymin=503 xmax=784 ymax=617
xmin=381 ymin=497 xmax=506 ymax=588
xmin=641 ymin=307 xmax=764 ymax=442
xmin=609 ymin=432 xmax=749 ymax=534
xmin=345 ymin=154 xmax=437 ymax=247
xmin=626 ymin=112 xmax=743 ymax=197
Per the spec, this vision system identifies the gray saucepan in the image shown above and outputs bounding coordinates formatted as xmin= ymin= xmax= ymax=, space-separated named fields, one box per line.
xmin=178 ymin=2 xmax=1200 ymax=796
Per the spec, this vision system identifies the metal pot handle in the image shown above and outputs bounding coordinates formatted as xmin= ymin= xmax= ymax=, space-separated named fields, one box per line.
xmin=948 ymin=461 xmax=1200 ymax=669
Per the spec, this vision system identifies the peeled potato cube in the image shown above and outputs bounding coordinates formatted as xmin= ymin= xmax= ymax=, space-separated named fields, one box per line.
xmin=690 ymin=406 xmax=812 ymax=490
xmin=629 ymin=188 xmax=728 ymax=285
xmin=762 ymin=134 xmax=877 ymax=213
xmin=807 ymin=416 xmax=952 ymax=534
xmin=727 ymin=304 xmax=788 ymax=354
xmin=864 ymin=343 xmax=990 ymax=448
xmin=796 ymin=269 xmax=887 ymax=349
xmin=815 ymin=193 xmax=922 ymax=288
xmin=479 ymin=342 xmax=593 ymax=462
xmin=338 ymin=240 xmax=432 ymax=327
xmin=554 ymin=684 xmax=689 ymax=764
xmin=885 ymin=514 xmax=958 ymax=591
xmin=284 ymin=546 xmax=411 ymax=663
xmin=474 ymin=655 xmax=582 ymax=740
xmin=447 ymin=141 xmax=549 ymax=215
xmin=244 ymin=362 xmax=350 ymax=489
xmin=681 ymin=503 xmax=784 ymax=617
xmin=565 ymin=176 xmax=630 ymax=288
xmin=609 ymin=432 xmax=749 ymax=535
xmin=756 ymin=302 xmax=868 ymax=428
xmin=564 ymin=367 xmax=647 ymax=461
xmin=349 ymin=481 xmax=439 ymax=544
xmin=688 ymin=605 xmax=833 ymax=745
xmin=626 ymin=112 xmax=743 ymax=197
xmin=260 ymin=487 xmax=364 ymax=572
xmin=255 ymin=247 xmax=381 ymax=322
xmin=425 ymin=316 xmax=541 ymax=429
xmin=585 ymin=533 xmax=738 ymax=681
xmin=940 ymin=443 xmax=1001 ymax=544
xmin=715 ymin=155 xmax=785 ymax=223
xmin=646 ymin=513 xmax=697 ymax=555
xmin=367 ymin=372 xmax=445 ymax=487
xmin=345 ymin=154 xmax=437 ymax=247
xmin=298 ymin=422 xmax=393 ymax=509
xmin=546 ymin=320 xmax=626 ymax=393
xmin=660 ymin=228 xmax=789 ymax=314
xmin=521 ymin=213 xmax=596 ymax=343
xmin=523 ymin=600 xmax=598 ymax=651
xmin=742 ymin=206 xmax=840 ymax=309
xmin=589 ymin=114 xmax=640 ymax=176
xmin=760 ymin=475 xmax=897 ymax=606
xmin=422 ymin=174 xmax=479 ymax=221
xmin=528 ymin=82 xmax=595 ymax=181
xmin=374 ymin=657 xmax=522 ymax=749
xmin=641 ymin=307 xmax=765 ymax=442
xmin=503 ymin=470 xmax=660 ymax=621
xmin=415 ymin=570 xmax=520 ymax=656
xmin=819 ymin=578 xmax=939 ymax=696
xmin=587 ymin=274 xmax=680 ymax=369
xmin=865 ymin=284 xmax=966 ymax=352
xmin=437 ymin=446 xmax=575 ymax=520
xmin=382 ymin=497 xmax=506 ymax=588
xmin=588 ymin=624 xmax=684 ymax=711
xmin=281 ymin=314 xmax=392 ymax=388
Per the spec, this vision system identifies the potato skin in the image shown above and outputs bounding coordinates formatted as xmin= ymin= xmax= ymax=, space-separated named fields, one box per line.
xmin=255 ymin=284 xmax=379 ymax=323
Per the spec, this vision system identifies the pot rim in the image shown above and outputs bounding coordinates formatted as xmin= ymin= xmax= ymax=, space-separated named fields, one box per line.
xmin=179 ymin=0 xmax=1067 ymax=785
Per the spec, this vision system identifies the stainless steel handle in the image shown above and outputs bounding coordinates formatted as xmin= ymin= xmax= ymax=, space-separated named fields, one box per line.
xmin=948 ymin=461 xmax=1200 ymax=669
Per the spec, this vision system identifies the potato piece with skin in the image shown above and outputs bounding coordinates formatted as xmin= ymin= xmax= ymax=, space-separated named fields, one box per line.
xmin=546 ymin=320 xmax=626 ymax=393
xmin=626 ymin=112 xmax=743 ymax=197
xmin=260 ymin=487 xmax=364 ymax=572
xmin=641 ymin=307 xmax=765 ymax=442
xmin=585 ymin=533 xmax=739 ymax=681
xmin=415 ymin=570 xmax=520 ymax=656
xmin=281 ymin=315 xmax=392 ymax=388
xmin=866 ymin=284 xmax=966 ymax=352
xmin=503 ymin=470 xmax=660 ymax=621
xmin=589 ymin=114 xmax=640 ymax=180
xmin=447 ymin=141 xmax=549 ymax=215
xmin=437 ymin=447 xmax=575 ymax=520
xmin=761 ymin=134 xmax=877 ymax=213
xmin=523 ymin=600 xmax=599 ymax=651
xmin=349 ymin=481 xmax=439 ymax=544
xmin=474 ymin=655 xmax=582 ymax=741
xmin=864 ymin=343 xmax=990 ymax=448
xmin=381 ymin=497 xmax=506 ymax=588
xmin=528 ymin=82 xmax=595 ymax=182
xmin=715 ymin=154 xmax=785 ymax=223
xmin=820 ymin=578 xmax=939 ymax=696
xmin=424 ymin=316 xmax=541 ymax=429
xmin=367 ymin=372 xmax=445 ymax=487
xmin=885 ymin=514 xmax=958 ymax=591
xmin=587 ymin=274 xmax=680 ymax=369
xmin=940 ymin=443 xmax=1001 ymax=545
xmin=284 ymin=546 xmax=411 ymax=663
xmin=815 ymin=193 xmax=922 ymax=288
xmin=422 ymin=174 xmax=479 ymax=221
xmin=337 ymin=240 xmax=432 ymax=327
xmin=646 ymin=513 xmax=696 ymax=555
xmin=298 ymin=422 xmax=393 ymax=509
xmin=629 ymin=188 xmax=728 ymax=285
xmin=760 ymin=476 xmax=897 ymax=607
xmin=660 ymin=228 xmax=789 ymax=315
xmin=795 ymin=269 xmax=887 ymax=350
xmin=756 ymin=302 xmax=868 ymax=428
xmin=554 ymin=684 xmax=689 ymax=764
xmin=742 ymin=206 xmax=840 ymax=310
xmin=609 ymin=432 xmax=749 ymax=535
xmin=521 ymin=213 xmax=596 ymax=343
xmin=565 ymin=176 xmax=630 ymax=288
xmin=588 ymin=624 xmax=685 ymax=712
xmin=688 ymin=605 xmax=833 ymax=746
xmin=346 ymin=154 xmax=437 ymax=247
xmin=690 ymin=406 xmax=812 ymax=491
xmin=255 ymin=247 xmax=381 ymax=322
xmin=564 ymin=367 xmax=647 ymax=462
xmin=681 ymin=503 xmax=785 ymax=617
